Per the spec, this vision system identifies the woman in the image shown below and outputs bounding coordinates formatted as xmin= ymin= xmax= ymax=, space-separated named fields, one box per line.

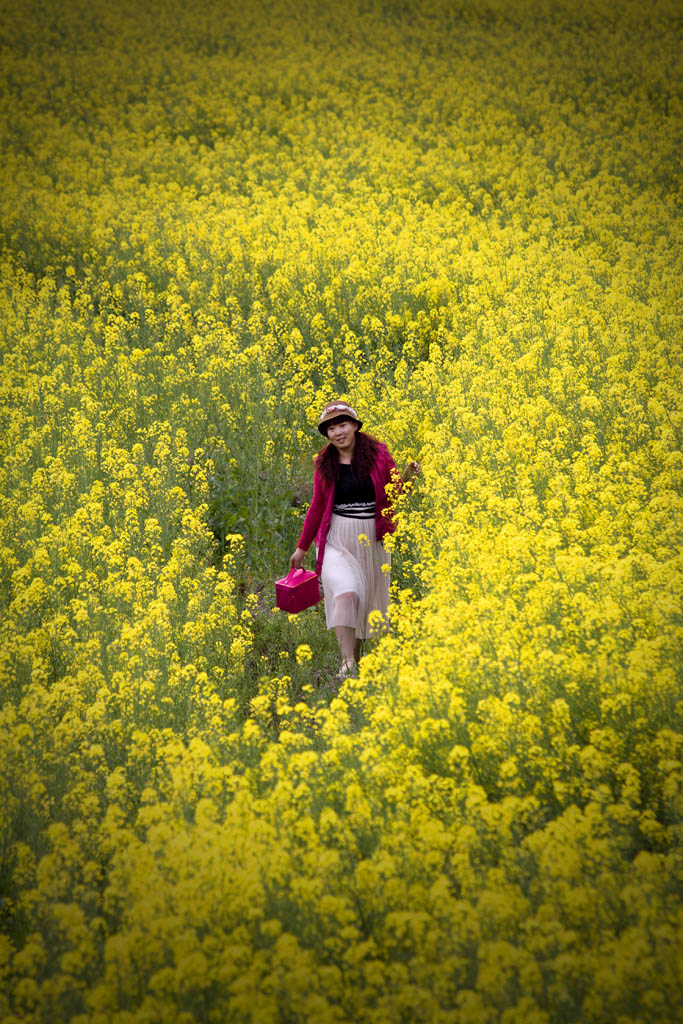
xmin=290 ymin=400 xmax=420 ymax=682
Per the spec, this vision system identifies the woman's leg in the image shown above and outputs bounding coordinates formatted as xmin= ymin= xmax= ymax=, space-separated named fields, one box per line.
xmin=334 ymin=625 xmax=356 ymax=663
xmin=334 ymin=592 xmax=358 ymax=666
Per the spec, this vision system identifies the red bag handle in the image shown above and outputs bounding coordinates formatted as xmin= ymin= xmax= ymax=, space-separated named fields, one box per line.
xmin=285 ymin=566 xmax=305 ymax=583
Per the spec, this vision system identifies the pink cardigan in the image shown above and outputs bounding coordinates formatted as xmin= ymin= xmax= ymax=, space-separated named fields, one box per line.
xmin=297 ymin=443 xmax=401 ymax=576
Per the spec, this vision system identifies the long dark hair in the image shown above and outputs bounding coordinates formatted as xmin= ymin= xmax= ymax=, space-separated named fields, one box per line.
xmin=317 ymin=430 xmax=381 ymax=486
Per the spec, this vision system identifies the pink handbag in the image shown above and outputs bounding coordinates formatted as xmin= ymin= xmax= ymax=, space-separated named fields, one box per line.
xmin=275 ymin=567 xmax=321 ymax=613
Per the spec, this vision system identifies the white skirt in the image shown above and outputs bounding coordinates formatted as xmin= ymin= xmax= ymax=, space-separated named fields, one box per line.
xmin=318 ymin=513 xmax=391 ymax=639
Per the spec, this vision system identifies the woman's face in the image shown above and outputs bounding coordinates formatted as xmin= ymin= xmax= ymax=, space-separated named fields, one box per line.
xmin=326 ymin=416 xmax=358 ymax=454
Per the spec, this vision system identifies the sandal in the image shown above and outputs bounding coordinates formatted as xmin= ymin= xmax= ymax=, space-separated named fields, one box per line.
xmin=334 ymin=659 xmax=357 ymax=685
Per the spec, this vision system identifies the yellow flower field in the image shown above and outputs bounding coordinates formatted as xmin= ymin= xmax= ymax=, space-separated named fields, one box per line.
xmin=1 ymin=0 xmax=681 ymax=1020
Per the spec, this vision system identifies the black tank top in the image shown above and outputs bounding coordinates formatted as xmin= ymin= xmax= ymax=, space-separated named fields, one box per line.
xmin=332 ymin=465 xmax=376 ymax=519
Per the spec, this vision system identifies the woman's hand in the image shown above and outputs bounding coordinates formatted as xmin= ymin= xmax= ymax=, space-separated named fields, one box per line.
xmin=401 ymin=461 xmax=421 ymax=484
xmin=289 ymin=547 xmax=306 ymax=570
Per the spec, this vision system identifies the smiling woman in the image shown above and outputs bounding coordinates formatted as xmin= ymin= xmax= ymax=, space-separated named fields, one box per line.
xmin=290 ymin=399 xmax=420 ymax=681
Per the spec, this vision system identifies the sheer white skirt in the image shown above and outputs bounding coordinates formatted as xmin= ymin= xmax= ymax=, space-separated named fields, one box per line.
xmin=318 ymin=513 xmax=391 ymax=639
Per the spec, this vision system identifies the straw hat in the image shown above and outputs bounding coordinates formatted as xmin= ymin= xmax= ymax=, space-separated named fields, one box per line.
xmin=317 ymin=400 xmax=363 ymax=435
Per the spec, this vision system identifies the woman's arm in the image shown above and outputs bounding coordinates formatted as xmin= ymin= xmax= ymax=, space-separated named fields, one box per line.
xmin=290 ymin=464 xmax=326 ymax=567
